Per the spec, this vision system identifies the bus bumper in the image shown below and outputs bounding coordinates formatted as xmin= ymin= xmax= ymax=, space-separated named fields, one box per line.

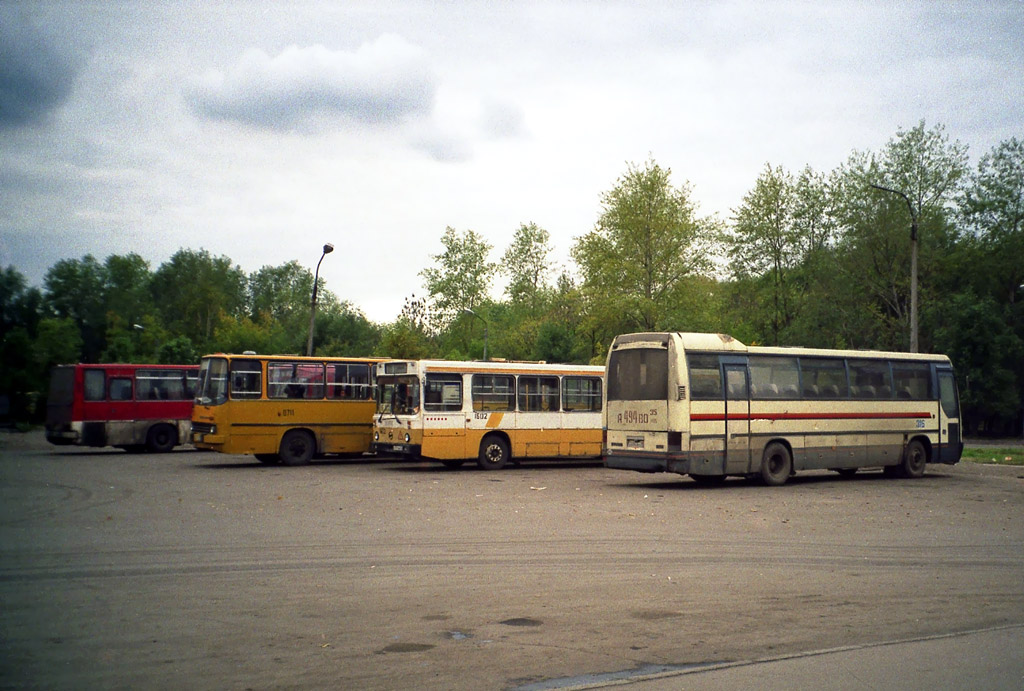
xmin=604 ymin=452 xmax=672 ymax=473
xmin=45 ymin=428 xmax=79 ymax=445
xmin=372 ymin=442 xmax=421 ymax=457
xmin=605 ymin=450 xmax=707 ymax=475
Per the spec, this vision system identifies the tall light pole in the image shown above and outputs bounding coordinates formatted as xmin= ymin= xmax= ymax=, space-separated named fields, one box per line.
xmin=306 ymin=243 xmax=334 ymax=357
xmin=870 ymin=184 xmax=919 ymax=353
xmin=462 ymin=308 xmax=488 ymax=361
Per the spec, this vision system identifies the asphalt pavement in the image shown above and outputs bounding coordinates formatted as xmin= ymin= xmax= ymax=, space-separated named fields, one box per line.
xmin=519 ymin=624 xmax=1024 ymax=690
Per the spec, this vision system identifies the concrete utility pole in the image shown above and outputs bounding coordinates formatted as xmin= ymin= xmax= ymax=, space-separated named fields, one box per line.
xmin=306 ymin=243 xmax=334 ymax=357
xmin=870 ymin=184 xmax=919 ymax=353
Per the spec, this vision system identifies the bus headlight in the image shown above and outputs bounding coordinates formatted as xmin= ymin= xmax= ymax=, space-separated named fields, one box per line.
xmin=405 ymin=433 xmax=411 ymax=443
xmin=374 ymin=431 xmax=379 ymax=441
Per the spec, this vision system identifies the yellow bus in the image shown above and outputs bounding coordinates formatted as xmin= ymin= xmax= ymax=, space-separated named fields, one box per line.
xmin=191 ymin=353 xmax=384 ymax=465
xmin=372 ymin=359 xmax=604 ymax=470
xmin=604 ymin=332 xmax=963 ymax=485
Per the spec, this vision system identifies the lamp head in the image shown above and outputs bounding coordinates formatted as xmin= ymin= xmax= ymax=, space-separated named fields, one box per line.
xmin=323 ymin=243 xmax=334 ymax=254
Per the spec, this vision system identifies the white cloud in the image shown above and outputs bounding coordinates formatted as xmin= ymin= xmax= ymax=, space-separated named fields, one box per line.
xmin=479 ymin=97 xmax=526 ymax=140
xmin=1 ymin=1 xmax=1022 ymax=324
xmin=185 ymin=35 xmax=436 ymax=130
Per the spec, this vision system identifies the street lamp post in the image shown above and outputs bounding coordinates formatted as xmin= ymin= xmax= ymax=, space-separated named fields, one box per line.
xmin=462 ymin=308 xmax=488 ymax=361
xmin=306 ymin=243 xmax=334 ymax=357
xmin=870 ymin=184 xmax=919 ymax=353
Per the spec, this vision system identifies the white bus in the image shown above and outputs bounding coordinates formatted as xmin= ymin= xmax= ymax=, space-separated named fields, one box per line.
xmin=372 ymin=360 xmax=604 ymax=470
xmin=604 ymin=332 xmax=962 ymax=485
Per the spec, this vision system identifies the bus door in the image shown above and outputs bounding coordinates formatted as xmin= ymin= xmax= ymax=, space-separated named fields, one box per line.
xmin=722 ymin=358 xmax=751 ymax=474
xmin=106 ymin=369 xmax=137 ymax=441
xmin=936 ymin=367 xmax=963 ymax=464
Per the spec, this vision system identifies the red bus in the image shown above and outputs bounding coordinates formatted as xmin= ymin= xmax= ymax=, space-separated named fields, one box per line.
xmin=45 ymin=364 xmax=199 ymax=453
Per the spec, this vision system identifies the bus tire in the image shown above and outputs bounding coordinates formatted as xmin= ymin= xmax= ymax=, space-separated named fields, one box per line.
xmin=279 ymin=430 xmax=315 ymax=466
xmin=759 ymin=442 xmax=792 ymax=486
xmin=146 ymin=424 xmax=178 ymax=453
xmin=478 ymin=435 xmax=510 ymax=470
xmin=254 ymin=454 xmax=280 ymax=465
xmin=900 ymin=439 xmax=927 ymax=478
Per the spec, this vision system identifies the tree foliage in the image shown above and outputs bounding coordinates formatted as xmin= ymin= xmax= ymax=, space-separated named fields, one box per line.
xmin=572 ymin=158 xmax=719 ymax=340
xmin=2 ymin=124 xmax=1023 ymax=434
xmin=502 ymin=222 xmax=552 ymax=312
xmin=420 ymin=227 xmax=495 ymax=324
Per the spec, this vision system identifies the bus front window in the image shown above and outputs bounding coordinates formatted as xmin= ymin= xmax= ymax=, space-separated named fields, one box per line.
xmin=196 ymin=357 xmax=229 ymax=406
xmin=377 ymin=375 xmax=420 ymax=415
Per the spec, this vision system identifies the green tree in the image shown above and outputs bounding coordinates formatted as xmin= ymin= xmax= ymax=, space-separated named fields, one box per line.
xmin=572 ymin=158 xmax=718 ymax=339
xmin=1 ymin=266 xmax=42 ymax=340
xmin=103 ymin=253 xmax=154 ymax=330
xmin=501 ymin=222 xmax=552 ymax=313
xmin=317 ymin=302 xmax=380 ymax=357
xmin=1 ymin=266 xmax=46 ymax=421
xmin=211 ymin=313 xmax=290 ymax=355
xmin=728 ymin=164 xmax=799 ymax=345
xmin=961 ymin=137 xmax=1024 ymax=305
xmin=43 ymin=255 xmax=107 ymax=361
xmin=158 ymin=335 xmax=199 ymax=365
xmin=930 ymin=293 xmax=1022 ymax=434
xmin=35 ymin=317 xmax=83 ymax=372
xmin=832 ymin=122 xmax=969 ymax=350
xmin=247 ymin=260 xmax=314 ymax=322
xmin=151 ymin=249 xmax=247 ymax=350
xmin=421 ymin=227 xmax=495 ymax=354
xmin=957 ymin=137 xmax=1024 ymax=433
xmin=421 ymin=227 xmax=495 ymax=320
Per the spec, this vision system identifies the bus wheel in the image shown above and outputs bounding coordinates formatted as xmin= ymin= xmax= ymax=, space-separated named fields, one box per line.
xmin=254 ymin=454 xmax=280 ymax=465
xmin=759 ymin=442 xmax=792 ymax=486
xmin=478 ymin=436 xmax=510 ymax=470
xmin=899 ymin=439 xmax=927 ymax=478
xmin=279 ymin=430 xmax=315 ymax=466
xmin=146 ymin=424 xmax=178 ymax=453
xmin=442 ymin=459 xmax=465 ymax=469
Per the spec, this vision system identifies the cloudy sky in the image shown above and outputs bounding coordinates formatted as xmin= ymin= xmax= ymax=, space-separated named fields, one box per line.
xmin=2 ymin=1 xmax=1022 ymax=322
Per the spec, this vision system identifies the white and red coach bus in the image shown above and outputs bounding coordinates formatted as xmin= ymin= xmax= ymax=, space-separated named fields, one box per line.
xmin=604 ymin=332 xmax=962 ymax=485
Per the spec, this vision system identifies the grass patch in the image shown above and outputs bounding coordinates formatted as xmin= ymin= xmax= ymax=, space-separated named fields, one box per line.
xmin=961 ymin=447 xmax=1024 ymax=466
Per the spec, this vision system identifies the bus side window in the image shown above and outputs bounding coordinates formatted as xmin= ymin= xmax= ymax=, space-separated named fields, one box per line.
xmin=109 ymin=378 xmax=133 ymax=401
xmin=686 ymin=355 xmax=722 ymax=399
xmin=84 ymin=370 xmax=106 ymax=401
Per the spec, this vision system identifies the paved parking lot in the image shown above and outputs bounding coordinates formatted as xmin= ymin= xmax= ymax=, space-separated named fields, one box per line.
xmin=2 ymin=431 xmax=1023 ymax=689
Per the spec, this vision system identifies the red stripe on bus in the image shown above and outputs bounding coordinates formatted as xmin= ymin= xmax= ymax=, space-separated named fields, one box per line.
xmin=690 ymin=411 xmax=933 ymax=422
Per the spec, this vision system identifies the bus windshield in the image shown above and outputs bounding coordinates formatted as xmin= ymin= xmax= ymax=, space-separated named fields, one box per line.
xmin=377 ymin=375 xmax=421 ymax=415
xmin=196 ymin=357 xmax=229 ymax=406
xmin=607 ymin=348 xmax=668 ymax=401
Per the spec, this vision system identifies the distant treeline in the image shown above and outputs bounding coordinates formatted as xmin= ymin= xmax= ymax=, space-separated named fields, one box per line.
xmin=2 ymin=122 xmax=1021 ymax=435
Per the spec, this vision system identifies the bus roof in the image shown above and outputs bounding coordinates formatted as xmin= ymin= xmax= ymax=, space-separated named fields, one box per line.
xmin=382 ymin=359 xmax=604 ymax=377
xmin=612 ymin=332 xmax=952 ymax=363
xmin=201 ymin=353 xmax=387 ymax=363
